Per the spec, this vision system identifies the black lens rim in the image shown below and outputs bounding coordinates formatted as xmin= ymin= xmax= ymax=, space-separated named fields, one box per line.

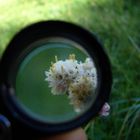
xmin=0 ymin=20 xmax=112 ymax=134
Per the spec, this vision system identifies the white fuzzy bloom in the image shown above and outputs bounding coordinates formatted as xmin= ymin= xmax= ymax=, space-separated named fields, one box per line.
xmin=45 ymin=59 xmax=78 ymax=95
xmin=45 ymin=54 xmax=97 ymax=112
xmin=68 ymin=76 xmax=95 ymax=112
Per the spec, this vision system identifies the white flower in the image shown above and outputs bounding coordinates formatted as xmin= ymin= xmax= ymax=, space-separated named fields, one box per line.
xmin=68 ymin=76 xmax=95 ymax=112
xmin=45 ymin=54 xmax=97 ymax=113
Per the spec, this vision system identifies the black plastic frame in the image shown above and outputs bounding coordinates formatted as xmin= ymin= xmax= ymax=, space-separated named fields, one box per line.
xmin=0 ymin=20 xmax=112 ymax=138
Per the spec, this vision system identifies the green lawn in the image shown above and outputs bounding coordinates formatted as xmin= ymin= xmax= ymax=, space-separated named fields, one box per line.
xmin=0 ymin=0 xmax=140 ymax=139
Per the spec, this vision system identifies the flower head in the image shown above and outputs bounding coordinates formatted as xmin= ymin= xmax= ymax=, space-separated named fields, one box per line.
xmin=99 ymin=102 xmax=110 ymax=117
xmin=68 ymin=76 xmax=94 ymax=112
xmin=45 ymin=54 xmax=97 ymax=112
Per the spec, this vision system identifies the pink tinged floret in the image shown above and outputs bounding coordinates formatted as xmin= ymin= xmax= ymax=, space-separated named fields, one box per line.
xmin=99 ymin=102 xmax=110 ymax=116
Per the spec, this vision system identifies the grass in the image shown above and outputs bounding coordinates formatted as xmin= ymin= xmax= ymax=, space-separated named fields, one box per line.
xmin=0 ymin=0 xmax=140 ymax=139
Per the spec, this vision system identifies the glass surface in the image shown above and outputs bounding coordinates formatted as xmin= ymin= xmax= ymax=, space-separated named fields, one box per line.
xmin=15 ymin=38 xmax=98 ymax=123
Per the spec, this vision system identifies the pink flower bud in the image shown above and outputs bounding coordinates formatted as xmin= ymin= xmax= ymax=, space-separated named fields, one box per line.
xmin=99 ymin=102 xmax=110 ymax=117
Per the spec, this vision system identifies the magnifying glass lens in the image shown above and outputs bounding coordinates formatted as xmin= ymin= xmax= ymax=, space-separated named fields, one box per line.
xmin=15 ymin=38 xmax=98 ymax=123
xmin=0 ymin=21 xmax=112 ymax=136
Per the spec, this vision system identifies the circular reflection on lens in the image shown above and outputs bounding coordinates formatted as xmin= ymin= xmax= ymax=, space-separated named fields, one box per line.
xmin=15 ymin=37 xmax=98 ymax=123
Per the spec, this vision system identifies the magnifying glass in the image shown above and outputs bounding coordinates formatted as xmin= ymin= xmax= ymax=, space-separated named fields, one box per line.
xmin=0 ymin=20 xmax=112 ymax=139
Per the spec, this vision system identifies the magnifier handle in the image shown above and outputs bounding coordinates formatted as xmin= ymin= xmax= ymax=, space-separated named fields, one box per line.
xmin=0 ymin=114 xmax=12 ymax=140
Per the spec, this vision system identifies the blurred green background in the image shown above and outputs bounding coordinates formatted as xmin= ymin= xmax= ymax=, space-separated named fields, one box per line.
xmin=0 ymin=0 xmax=139 ymax=139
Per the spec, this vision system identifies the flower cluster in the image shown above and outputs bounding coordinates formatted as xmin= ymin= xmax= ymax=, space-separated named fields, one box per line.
xmin=45 ymin=54 xmax=97 ymax=112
